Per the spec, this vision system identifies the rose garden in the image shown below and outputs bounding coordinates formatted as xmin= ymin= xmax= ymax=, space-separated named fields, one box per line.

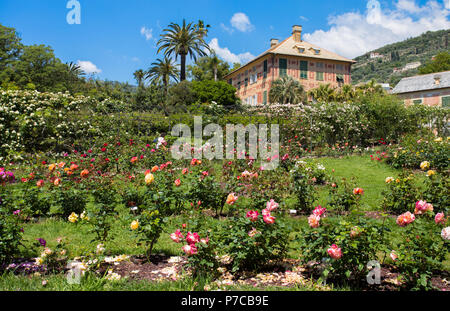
xmin=0 ymin=87 xmax=449 ymax=291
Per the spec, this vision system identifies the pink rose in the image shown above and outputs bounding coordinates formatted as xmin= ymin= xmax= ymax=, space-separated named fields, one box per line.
xmin=263 ymin=213 xmax=276 ymax=224
xmin=414 ymin=200 xmax=433 ymax=215
xmin=390 ymin=251 xmax=398 ymax=261
xmin=312 ymin=205 xmax=326 ymax=217
xmin=265 ymin=199 xmax=279 ymax=212
xmin=170 ymin=229 xmax=184 ymax=243
xmin=186 ymin=232 xmax=200 ymax=245
xmin=327 ymin=244 xmax=342 ymax=260
xmin=246 ymin=210 xmax=259 ymax=222
xmin=396 ymin=212 xmax=415 ymax=227
xmin=308 ymin=214 xmax=320 ymax=228
xmin=182 ymin=244 xmax=198 ymax=255
xmin=435 ymin=212 xmax=446 ymax=225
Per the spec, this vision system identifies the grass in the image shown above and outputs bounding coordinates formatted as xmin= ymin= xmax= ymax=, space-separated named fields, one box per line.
xmin=1 ymin=155 xmax=448 ymax=290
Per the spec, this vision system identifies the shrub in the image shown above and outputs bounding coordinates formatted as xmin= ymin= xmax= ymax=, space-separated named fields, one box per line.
xmin=0 ymin=207 xmax=24 ymax=264
xmin=391 ymin=209 xmax=450 ymax=290
xmin=191 ymin=80 xmax=238 ymax=108
xmin=382 ymin=172 xmax=420 ymax=214
xmin=422 ymin=173 xmax=449 ymax=214
xmin=290 ymin=161 xmax=317 ymax=213
xmin=299 ymin=212 xmax=383 ymax=283
xmin=219 ymin=200 xmax=289 ymax=273
xmin=327 ymin=178 xmax=359 ymax=213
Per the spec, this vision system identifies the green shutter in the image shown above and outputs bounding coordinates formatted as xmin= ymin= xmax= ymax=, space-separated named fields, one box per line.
xmin=263 ymin=91 xmax=267 ymax=105
xmin=442 ymin=96 xmax=450 ymax=108
xmin=413 ymin=99 xmax=423 ymax=105
xmin=300 ymin=61 xmax=308 ymax=79
xmin=316 ymin=72 xmax=324 ymax=81
xmin=279 ymin=58 xmax=287 ymax=77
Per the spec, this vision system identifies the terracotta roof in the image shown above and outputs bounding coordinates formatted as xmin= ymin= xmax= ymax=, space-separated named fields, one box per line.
xmin=225 ymin=35 xmax=356 ymax=78
xmin=392 ymin=71 xmax=450 ymax=94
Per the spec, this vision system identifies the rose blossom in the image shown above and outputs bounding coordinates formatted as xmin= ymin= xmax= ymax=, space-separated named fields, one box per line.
xmin=414 ymin=200 xmax=433 ymax=215
xmin=182 ymin=244 xmax=198 ymax=255
xmin=327 ymin=244 xmax=342 ymax=259
xmin=246 ymin=210 xmax=259 ymax=222
xmin=312 ymin=205 xmax=326 ymax=217
xmin=226 ymin=193 xmax=238 ymax=205
xmin=441 ymin=227 xmax=450 ymax=241
xmin=435 ymin=213 xmax=446 ymax=225
xmin=170 ymin=229 xmax=184 ymax=243
xmin=265 ymin=199 xmax=279 ymax=212
xmin=186 ymin=232 xmax=200 ymax=245
xmin=396 ymin=212 xmax=415 ymax=227
xmin=390 ymin=250 xmax=398 ymax=261
xmin=263 ymin=213 xmax=276 ymax=224
xmin=308 ymin=214 xmax=320 ymax=228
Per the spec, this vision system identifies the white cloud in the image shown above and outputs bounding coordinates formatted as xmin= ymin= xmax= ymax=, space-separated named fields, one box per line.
xmin=220 ymin=23 xmax=234 ymax=34
xmin=77 ymin=60 xmax=101 ymax=74
xmin=140 ymin=26 xmax=153 ymax=40
xmin=302 ymin=0 xmax=450 ymax=59
xmin=230 ymin=13 xmax=254 ymax=32
xmin=208 ymin=38 xmax=255 ymax=64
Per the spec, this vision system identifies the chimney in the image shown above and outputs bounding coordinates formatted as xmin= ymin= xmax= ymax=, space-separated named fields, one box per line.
xmin=270 ymin=38 xmax=279 ymax=47
xmin=292 ymin=25 xmax=302 ymax=42
xmin=434 ymin=74 xmax=441 ymax=85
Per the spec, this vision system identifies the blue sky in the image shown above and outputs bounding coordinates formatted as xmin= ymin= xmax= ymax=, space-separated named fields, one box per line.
xmin=0 ymin=0 xmax=448 ymax=84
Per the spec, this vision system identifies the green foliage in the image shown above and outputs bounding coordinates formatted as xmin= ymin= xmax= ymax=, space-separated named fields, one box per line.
xmin=269 ymin=76 xmax=306 ymax=105
xmin=187 ymin=55 xmax=231 ymax=81
xmin=219 ymin=210 xmax=289 ymax=273
xmin=0 ymin=207 xmax=24 ymax=264
xmin=382 ymin=172 xmax=419 ymax=214
xmin=299 ymin=214 xmax=383 ymax=282
xmin=391 ymin=214 xmax=450 ymax=290
xmin=191 ymin=80 xmax=238 ymax=107
xmin=291 ymin=161 xmax=317 ymax=213
xmin=418 ymin=52 xmax=450 ymax=74
xmin=351 ymin=29 xmax=449 ymax=85
xmin=327 ymin=178 xmax=359 ymax=213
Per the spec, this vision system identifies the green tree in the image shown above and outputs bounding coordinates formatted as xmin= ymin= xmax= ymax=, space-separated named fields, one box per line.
xmin=12 ymin=44 xmax=70 ymax=91
xmin=308 ymin=83 xmax=337 ymax=103
xmin=157 ymin=20 xmax=211 ymax=81
xmin=0 ymin=24 xmax=23 ymax=84
xmin=187 ymin=54 xmax=230 ymax=81
xmin=133 ymin=69 xmax=145 ymax=88
xmin=191 ymin=80 xmax=238 ymax=107
xmin=418 ymin=52 xmax=450 ymax=74
xmin=269 ymin=76 xmax=306 ymax=105
xmin=145 ymin=57 xmax=179 ymax=95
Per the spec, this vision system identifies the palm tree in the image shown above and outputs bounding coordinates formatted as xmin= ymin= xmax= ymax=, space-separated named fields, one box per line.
xmin=210 ymin=52 xmax=220 ymax=81
xmin=337 ymin=84 xmax=357 ymax=102
xmin=133 ymin=69 xmax=145 ymax=88
xmin=269 ymin=76 xmax=306 ymax=105
xmin=157 ymin=20 xmax=211 ymax=81
xmin=145 ymin=57 xmax=180 ymax=95
xmin=66 ymin=61 xmax=85 ymax=77
xmin=308 ymin=84 xmax=337 ymax=103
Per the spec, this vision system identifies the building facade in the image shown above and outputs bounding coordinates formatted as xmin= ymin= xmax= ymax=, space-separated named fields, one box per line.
xmin=392 ymin=71 xmax=450 ymax=107
xmin=224 ymin=25 xmax=356 ymax=106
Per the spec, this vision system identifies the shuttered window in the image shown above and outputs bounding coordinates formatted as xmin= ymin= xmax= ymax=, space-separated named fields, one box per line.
xmin=316 ymin=72 xmax=324 ymax=81
xmin=442 ymin=96 xmax=450 ymax=108
xmin=300 ymin=61 xmax=308 ymax=79
xmin=413 ymin=99 xmax=423 ymax=105
xmin=279 ymin=58 xmax=287 ymax=77
xmin=263 ymin=91 xmax=267 ymax=105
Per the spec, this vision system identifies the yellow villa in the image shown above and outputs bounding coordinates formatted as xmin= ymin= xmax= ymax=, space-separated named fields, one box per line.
xmin=224 ymin=25 xmax=356 ymax=105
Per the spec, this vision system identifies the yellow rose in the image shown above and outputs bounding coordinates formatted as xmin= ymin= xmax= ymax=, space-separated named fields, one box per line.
xmin=420 ymin=161 xmax=430 ymax=170
xmin=427 ymin=170 xmax=435 ymax=177
xmin=145 ymin=173 xmax=154 ymax=185
xmin=68 ymin=212 xmax=78 ymax=223
xmin=434 ymin=137 xmax=442 ymax=142
xmin=395 ymin=179 xmax=400 ymax=183
xmin=130 ymin=220 xmax=139 ymax=230
xmin=385 ymin=177 xmax=394 ymax=184
xmin=48 ymin=164 xmax=57 ymax=172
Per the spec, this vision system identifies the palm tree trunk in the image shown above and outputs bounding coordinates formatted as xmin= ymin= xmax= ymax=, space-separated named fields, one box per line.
xmin=180 ymin=53 xmax=187 ymax=81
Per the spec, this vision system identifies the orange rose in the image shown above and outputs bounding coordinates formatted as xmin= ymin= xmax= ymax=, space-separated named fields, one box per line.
xmin=80 ymin=169 xmax=89 ymax=178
